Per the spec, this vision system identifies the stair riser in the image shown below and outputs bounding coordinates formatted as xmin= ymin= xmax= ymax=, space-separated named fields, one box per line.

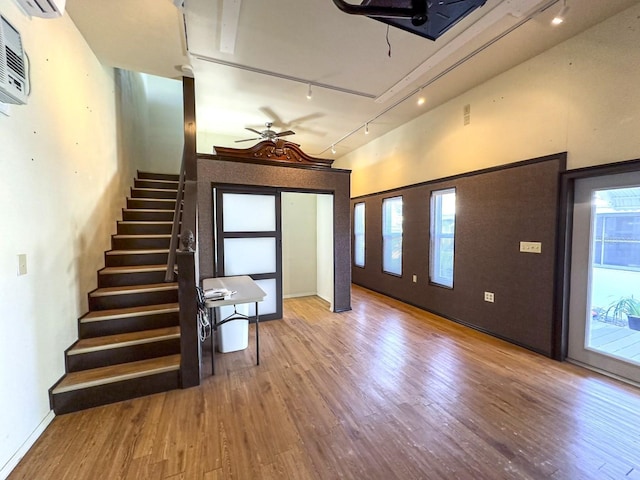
xmin=66 ymin=339 xmax=181 ymax=372
xmin=98 ymin=270 xmax=169 ymax=288
xmin=117 ymin=223 xmax=174 ymax=235
xmin=127 ymin=198 xmax=176 ymax=210
xmin=131 ymin=188 xmax=178 ymax=200
xmin=90 ymin=290 xmax=179 ymax=311
xmin=134 ymin=179 xmax=180 ymax=190
xmin=112 ymin=236 xmax=172 ymax=250
xmin=138 ymin=172 xmax=179 ymax=182
xmin=50 ymin=371 xmax=180 ymax=415
xmin=123 ymin=210 xmax=176 ymax=221
xmin=105 ymin=252 xmax=170 ymax=267
xmin=79 ymin=312 xmax=179 ymax=338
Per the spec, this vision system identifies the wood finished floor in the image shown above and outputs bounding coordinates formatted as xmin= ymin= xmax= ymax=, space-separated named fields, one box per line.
xmin=10 ymin=285 xmax=640 ymax=479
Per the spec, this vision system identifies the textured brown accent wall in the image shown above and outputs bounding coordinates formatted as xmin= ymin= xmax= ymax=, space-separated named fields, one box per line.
xmin=352 ymin=154 xmax=566 ymax=356
xmin=197 ymin=155 xmax=352 ymax=313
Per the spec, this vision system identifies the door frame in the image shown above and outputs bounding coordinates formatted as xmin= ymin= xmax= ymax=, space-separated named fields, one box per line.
xmin=556 ymin=157 xmax=640 ymax=360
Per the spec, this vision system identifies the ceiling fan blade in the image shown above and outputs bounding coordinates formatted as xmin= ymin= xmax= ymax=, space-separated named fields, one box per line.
xmin=245 ymin=128 xmax=263 ymax=135
xmin=275 ymin=130 xmax=296 ymax=137
xmin=235 ymin=137 xmax=261 ymax=143
xmin=259 ymin=107 xmax=285 ymax=128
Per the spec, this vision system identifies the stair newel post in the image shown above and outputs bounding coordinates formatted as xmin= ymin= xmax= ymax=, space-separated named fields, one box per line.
xmin=177 ymin=229 xmax=201 ymax=387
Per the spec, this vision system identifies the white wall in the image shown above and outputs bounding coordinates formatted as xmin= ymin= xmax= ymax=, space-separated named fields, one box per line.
xmin=281 ymin=192 xmax=317 ymax=297
xmin=140 ymin=74 xmax=183 ymax=174
xmin=0 ymin=2 xmax=134 ymax=476
xmin=114 ymin=72 xmax=183 ymax=175
xmin=335 ymin=3 xmax=640 ymax=197
xmin=316 ymin=194 xmax=334 ymax=309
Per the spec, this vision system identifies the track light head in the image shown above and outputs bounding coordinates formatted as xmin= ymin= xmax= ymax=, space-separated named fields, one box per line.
xmin=307 ymin=83 xmax=313 ymax=100
xmin=551 ymin=3 xmax=569 ymax=25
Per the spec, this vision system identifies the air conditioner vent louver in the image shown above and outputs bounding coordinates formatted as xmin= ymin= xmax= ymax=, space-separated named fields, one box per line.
xmin=6 ymin=47 xmax=24 ymax=78
xmin=0 ymin=37 xmax=5 ymax=85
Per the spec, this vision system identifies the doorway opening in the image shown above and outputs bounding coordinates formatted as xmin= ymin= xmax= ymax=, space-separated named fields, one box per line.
xmin=281 ymin=192 xmax=334 ymax=311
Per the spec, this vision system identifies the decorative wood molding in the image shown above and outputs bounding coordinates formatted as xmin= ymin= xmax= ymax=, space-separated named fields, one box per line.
xmin=213 ymin=140 xmax=334 ymax=169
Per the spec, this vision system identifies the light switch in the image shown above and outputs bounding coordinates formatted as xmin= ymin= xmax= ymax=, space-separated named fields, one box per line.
xmin=520 ymin=241 xmax=542 ymax=254
xmin=18 ymin=254 xmax=27 ymax=276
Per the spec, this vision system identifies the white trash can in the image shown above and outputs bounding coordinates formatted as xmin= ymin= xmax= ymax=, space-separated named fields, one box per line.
xmin=216 ymin=304 xmax=249 ymax=353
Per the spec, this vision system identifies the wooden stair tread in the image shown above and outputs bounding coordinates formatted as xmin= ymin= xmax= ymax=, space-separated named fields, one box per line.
xmin=118 ymin=221 xmax=175 ymax=224
xmin=106 ymin=249 xmax=170 ymax=255
xmin=69 ymin=327 xmax=180 ymax=355
xmin=81 ymin=303 xmax=179 ymax=322
xmin=136 ymin=179 xmax=179 ymax=185
xmin=123 ymin=209 xmax=176 ymax=213
xmin=90 ymin=283 xmax=178 ymax=297
xmin=132 ymin=187 xmax=178 ymax=192
xmin=127 ymin=198 xmax=175 ymax=202
xmin=52 ymin=354 xmax=180 ymax=394
xmin=112 ymin=234 xmax=172 ymax=239
xmin=100 ymin=264 xmax=169 ymax=274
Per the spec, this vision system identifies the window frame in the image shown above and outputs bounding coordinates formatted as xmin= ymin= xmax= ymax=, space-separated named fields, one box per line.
xmin=429 ymin=188 xmax=456 ymax=288
xmin=382 ymin=196 xmax=403 ymax=277
xmin=353 ymin=202 xmax=366 ymax=268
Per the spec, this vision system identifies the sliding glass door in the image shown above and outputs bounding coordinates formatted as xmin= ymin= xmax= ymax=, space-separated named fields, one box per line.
xmin=214 ymin=187 xmax=282 ymax=321
xmin=568 ymin=172 xmax=640 ymax=383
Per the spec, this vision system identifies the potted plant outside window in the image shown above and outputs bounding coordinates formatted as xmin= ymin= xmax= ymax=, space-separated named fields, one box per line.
xmin=604 ymin=295 xmax=640 ymax=331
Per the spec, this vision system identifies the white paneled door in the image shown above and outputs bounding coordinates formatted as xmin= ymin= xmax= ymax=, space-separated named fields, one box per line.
xmin=215 ymin=188 xmax=282 ymax=320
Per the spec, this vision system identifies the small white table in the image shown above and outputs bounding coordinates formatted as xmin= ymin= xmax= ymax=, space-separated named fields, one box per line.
xmin=202 ymin=275 xmax=266 ymax=374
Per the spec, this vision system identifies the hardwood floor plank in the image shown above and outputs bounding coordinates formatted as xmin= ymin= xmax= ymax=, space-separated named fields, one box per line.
xmin=9 ymin=286 xmax=640 ymax=479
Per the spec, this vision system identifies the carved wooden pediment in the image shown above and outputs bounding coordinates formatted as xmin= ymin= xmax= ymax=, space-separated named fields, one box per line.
xmin=213 ymin=140 xmax=334 ymax=169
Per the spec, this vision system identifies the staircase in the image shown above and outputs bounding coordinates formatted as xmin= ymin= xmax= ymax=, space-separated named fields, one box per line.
xmin=50 ymin=172 xmax=183 ymax=415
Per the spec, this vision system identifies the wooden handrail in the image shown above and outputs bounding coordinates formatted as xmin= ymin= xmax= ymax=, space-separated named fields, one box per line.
xmin=165 ymin=146 xmax=187 ymax=282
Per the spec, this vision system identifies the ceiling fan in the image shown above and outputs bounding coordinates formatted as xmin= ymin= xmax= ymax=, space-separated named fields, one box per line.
xmin=235 ymin=122 xmax=296 ymax=143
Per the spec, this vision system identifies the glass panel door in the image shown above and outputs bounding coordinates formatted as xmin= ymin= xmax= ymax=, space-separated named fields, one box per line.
xmin=568 ymin=173 xmax=640 ymax=383
xmin=215 ymin=188 xmax=282 ymax=321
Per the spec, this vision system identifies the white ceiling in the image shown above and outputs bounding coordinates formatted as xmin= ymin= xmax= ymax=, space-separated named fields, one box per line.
xmin=66 ymin=0 xmax=639 ymax=158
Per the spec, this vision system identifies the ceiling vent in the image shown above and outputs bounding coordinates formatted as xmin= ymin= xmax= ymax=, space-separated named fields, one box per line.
xmin=13 ymin=0 xmax=66 ymax=18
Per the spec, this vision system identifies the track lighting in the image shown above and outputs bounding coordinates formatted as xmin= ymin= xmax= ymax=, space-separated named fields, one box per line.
xmin=365 ymin=123 xmax=369 ymax=135
xmin=307 ymin=83 xmax=313 ymax=100
xmin=331 ymin=144 xmax=336 ymax=154
xmin=551 ymin=0 xmax=569 ymax=25
xmin=417 ymin=96 xmax=425 ymax=106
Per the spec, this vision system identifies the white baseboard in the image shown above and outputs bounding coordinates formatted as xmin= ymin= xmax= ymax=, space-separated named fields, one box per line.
xmin=0 ymin=410 xmax=55 ymax=480
xmin=283 ymin=292 xmax=317 ymax=299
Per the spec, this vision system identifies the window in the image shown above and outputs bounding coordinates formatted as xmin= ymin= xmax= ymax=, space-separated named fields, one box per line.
xmin=430 ymin=188 xmax=456 ymax=287
xmin=382 ymin=196 xmax=403 ymax=276
xmin=593 ymin=213 xmax=640 ymax=268
xmin=354 ymin=202 xmax=365 ymax=267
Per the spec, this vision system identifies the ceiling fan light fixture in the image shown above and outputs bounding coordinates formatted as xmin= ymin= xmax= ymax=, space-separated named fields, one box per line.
xmin=307 ymin=83 xmax=313 ymax=100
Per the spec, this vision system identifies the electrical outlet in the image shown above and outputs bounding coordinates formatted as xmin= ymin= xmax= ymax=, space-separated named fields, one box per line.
xmin=520 ymin=241 xmax=542 ymax=254
xmin=412 ymin=274 xmax=417 ymax=283
xmin=484 ymin=291 xmax=494 ymax=303
xmin=17 ymin=254 xmax=27 ymax=276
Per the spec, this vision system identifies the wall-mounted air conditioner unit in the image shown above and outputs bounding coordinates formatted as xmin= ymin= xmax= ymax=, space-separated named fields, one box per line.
xmin=13 ymin=0 xmax=66 ymax=18
xmin=0 ymin=15 xmax=28 ymax=105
